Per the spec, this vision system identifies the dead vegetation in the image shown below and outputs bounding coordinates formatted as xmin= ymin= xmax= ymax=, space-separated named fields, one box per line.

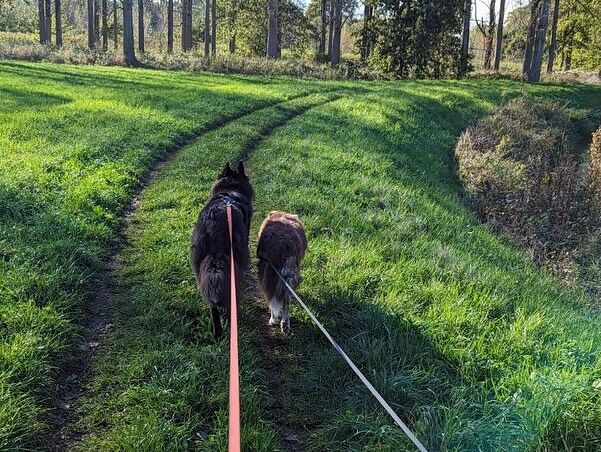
xmin=456 ymin=96 xmax=601 ymax=294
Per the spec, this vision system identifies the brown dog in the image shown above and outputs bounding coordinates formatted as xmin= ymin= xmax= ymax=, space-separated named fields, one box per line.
xmin=257 ymin=211 xmax=307 ymax=333
xmin=190 ymin=162 xmax=253 ymax=339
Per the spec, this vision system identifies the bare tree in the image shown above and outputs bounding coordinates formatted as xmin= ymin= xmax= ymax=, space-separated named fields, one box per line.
xmin=87 ymin=0 xmax=96 ymax=48
xmin=113 ymin=0 xmax=118 ymax=48
xmin=45 ymin=0 xmax=52 ymax=41
xmin=529 ymin=0 xmax=550 ymax=81
xmin=167 ymin=0 xmax=174 ymax=53
xmin=37 ymin=0 xmax=48 ymax=44
xmin=55 ymin=0 xmax=62 ymax=46
xmin=459 ymin=0 xmax=471 ymax=75
xmin=211 ymin=0 xmax=216 ymax=56
xmin=102 ymin=0 xmax=108 ymax=49
xmin=182 ymin=0 xmax=192 ymax=51
xmin=360 ymin=1 xmax=374 ymax=61
xmin=267 ymin=0 xmax=278 ymax=58
xmin=477 ymin=0 xmax=496 ymax=70
xmin=522 ymin=0 xmax=541 ymax=76
xmin=94 ymin=0 xmax=100 ymax=43
xmin=330 ymin=0 xmax=342 ymax=65
xmin=328 ymin=0 xmax=334 ymax=57
xmin=138 ymin=0 xmax=144 ymax=52
xmin=493 ymin=0 xmax=506 ymax=71
xmin=122 ymin=0 xmax=137 ymax=64
xmin=228 ymin=0 xmax=238 ymax=53
xmin=204 ymin=0 xmax=210 ymax=57
xmin=547 ymin=0 xmax=560 ymax=73
xmin=319 ymin=0 xmax=327 ymax=58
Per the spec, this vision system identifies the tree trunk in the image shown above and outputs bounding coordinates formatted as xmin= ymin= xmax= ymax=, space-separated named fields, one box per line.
xmin=266 ymin=0 xmax=278 ymax=59
xmin=101 ymin=0 xmax=108 ymax=49
xmin=493 ymin=0 xmax=505 ymax=71
xmin=87 ymin=0 xmax=95 ymax=48
xmin=360 ymin=2 xmax=369 ymax=61
xmin=204 ymin=0 xmax=210 ymax=57
xmin=122 ymin=0 xmax=137 ymax=65
xmin=45 ymin=0 xmax=52 ymax=41
xmin=546 ymin=0 xmax=560 ymax=73
xmin=328 ymin=0 xmax=334 ymax=58
xmin=113 ymin=0 xmax=118 ymax=48
xmin=319 ymin=0 xmax=327 ymax=57
xmin=94 ymin=0 xmax=100 ymax=43
xmin=330 ymin=0 xmax=342 ymax=65
xmin=483 ymin=0 xmax=496 ymax=70
xmin=459 ymin=0 xmax=471 ymax=75
xmin=138 ymin=0 xmax=144 ymax=52
xmin=528 ymin=0 xmax=550 ymax=82
xmin=522 ymin=0 xmax=541 ymax=76
xmin=37 ymin=0 xmax=48 ymax=44
xmin=181 ymin=0 xmax=192 ymax=51
xmin=167 ymin=0 xmax=173 ymax=53
xmin=211 ymin=0 xmax=216 ymax=56
xmin=54 ymin=0 xmax=62 ymax=46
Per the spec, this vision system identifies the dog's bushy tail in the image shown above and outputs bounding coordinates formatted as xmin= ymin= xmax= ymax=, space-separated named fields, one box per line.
xmin=258 ymin=256 xmax=299 ymax=301
xmin=199 ymin=253 xmax=229 ymax=310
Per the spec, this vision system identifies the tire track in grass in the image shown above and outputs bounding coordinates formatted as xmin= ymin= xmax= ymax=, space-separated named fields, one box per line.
xmin=68 ymin=91 xmax=341 ymax=451
xmin=47 ymin=89 xmax=332 ymax=451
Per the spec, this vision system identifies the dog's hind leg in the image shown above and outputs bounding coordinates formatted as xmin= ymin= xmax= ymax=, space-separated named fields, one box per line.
xmin=211 ymin=306 xmax=223 ymax=340
xmin=269 ymin=296 xmax=282 ymax=327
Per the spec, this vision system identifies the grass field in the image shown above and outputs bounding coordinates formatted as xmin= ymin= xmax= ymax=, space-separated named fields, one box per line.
xmin=1 ymin=61 xmax=601 ymax=451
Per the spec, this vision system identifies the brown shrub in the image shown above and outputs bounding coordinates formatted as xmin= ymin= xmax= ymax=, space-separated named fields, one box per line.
xmin=456 ymin=96 xmax=598 ymax=277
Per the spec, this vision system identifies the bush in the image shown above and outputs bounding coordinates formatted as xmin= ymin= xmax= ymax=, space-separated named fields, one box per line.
xmin=455 ymin=96 xmax=599 ymax=281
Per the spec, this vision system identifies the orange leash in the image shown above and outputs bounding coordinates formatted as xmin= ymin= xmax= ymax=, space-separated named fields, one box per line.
xmin=226 ymin=205 xmax=241 ymax=452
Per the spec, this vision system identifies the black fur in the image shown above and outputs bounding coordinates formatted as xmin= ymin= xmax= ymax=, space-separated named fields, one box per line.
xmin=190 ymin=161 xmax=253 ymax=339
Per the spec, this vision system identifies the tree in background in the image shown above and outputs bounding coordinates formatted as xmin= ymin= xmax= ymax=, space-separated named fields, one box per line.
xmin=522 ymin=0 xmax=540 ymax=77
xmin=138 ymin=0 xmax=144 ymax=52
xmin=113 ymin=0 xmax=118 ymax=48
xmin=167 ymin=0 xmax=173 ymax=52
xmin=267 ymin=0 xmax=278 ymax=58
xmin=365 ymin=0 xmax=463 ymax=77
xmin=459 ymin=0 xmax=471 ymax=75
xmin=122 ymin=0 xmax=136 ymax=64
xmin=55 ymin=0 xmax=62 ymax=46
xmin=87 ymin=0 xmax=95 ymax=48
xmin=330 ymin=0 xmax=341 ymax=64
xmin=360 ymin=0 xmax=374 ymax=61
xmin=546 ymin=0 xmax=559 ymax=73
xmin=101 ymin=0 xmax=107 ymax=49
xmin=37 ymin=0 xmax=48 ymax=43
xmin=211 ymin=0 xmax=217 ymax=56
xmin=181 ymin=0 xmax=192 ymax=51
xmin=493 ymin=0 xmax=506 ymax=71
xmin=477 ymin=0 xmax=496 ymax=70
xmin=204 ymin=0 xmax=210 ymax=57
xmin=45 ymin=0 xmax=51 ymax=41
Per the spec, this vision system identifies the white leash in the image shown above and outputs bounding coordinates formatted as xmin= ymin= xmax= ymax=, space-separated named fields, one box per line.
xmin=270 ymin=263 xmax=428 ymax=452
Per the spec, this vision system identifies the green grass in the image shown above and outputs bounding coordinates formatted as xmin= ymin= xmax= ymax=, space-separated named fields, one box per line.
xmin=0 ymin=61 xmax=327 ymax=449
xmin=1 ymin=61 xmax=601 ymax=451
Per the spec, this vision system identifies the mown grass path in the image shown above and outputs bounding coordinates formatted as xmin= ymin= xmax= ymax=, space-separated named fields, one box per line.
xmin=72 ymin=92 xmax=341 ymax=450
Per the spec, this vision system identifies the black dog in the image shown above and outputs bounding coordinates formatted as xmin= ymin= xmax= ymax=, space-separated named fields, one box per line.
xmin=190 ymin=161 xmax=253 ymax=339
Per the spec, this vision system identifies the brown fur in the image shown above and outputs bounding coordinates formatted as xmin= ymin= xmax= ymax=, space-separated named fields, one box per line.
xmin=190 ymin=161 xmax=253 ymax=339
xmin=257 ymin=211 xmax=307 ymax=333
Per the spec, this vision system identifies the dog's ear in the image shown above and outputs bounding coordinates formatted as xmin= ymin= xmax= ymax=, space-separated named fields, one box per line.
xmin=237 ymin=161 xmax=247 ymax=178
xmin=219 ymin=163 xmax=234 ymax=178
